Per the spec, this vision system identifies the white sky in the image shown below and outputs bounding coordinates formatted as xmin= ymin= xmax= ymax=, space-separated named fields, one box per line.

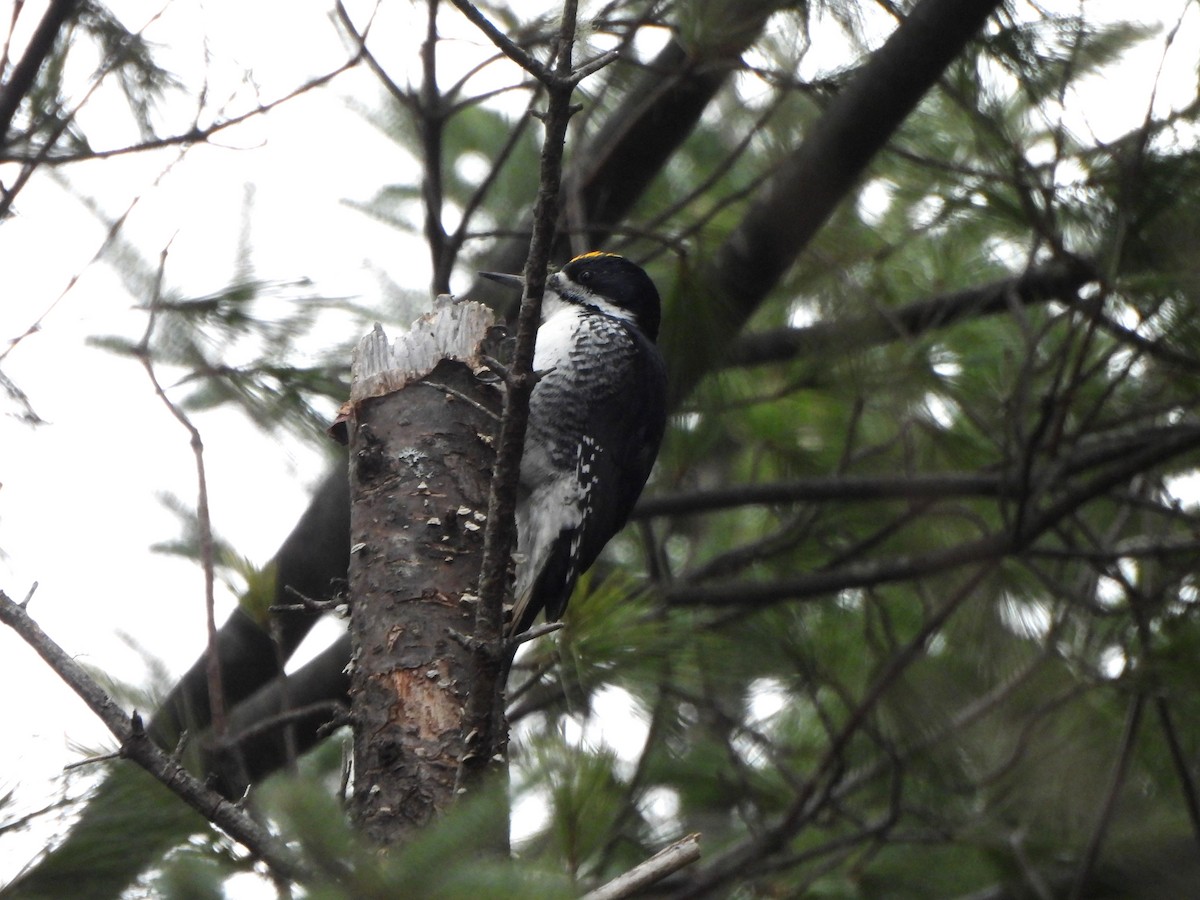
xmin=1 ymin=0 xmax=1199 ymax=892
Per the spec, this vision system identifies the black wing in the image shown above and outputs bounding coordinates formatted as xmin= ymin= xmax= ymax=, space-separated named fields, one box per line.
xmin=512 ymin=321 xmax=667 ymax=633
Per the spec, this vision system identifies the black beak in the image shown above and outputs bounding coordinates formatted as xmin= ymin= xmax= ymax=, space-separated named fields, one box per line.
xmin=479 ymin=271 xmax=524 ymax=290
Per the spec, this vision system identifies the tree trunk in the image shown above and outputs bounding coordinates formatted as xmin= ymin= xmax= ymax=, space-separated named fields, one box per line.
xmin=344 ymin=304 xmax=501 ymax=846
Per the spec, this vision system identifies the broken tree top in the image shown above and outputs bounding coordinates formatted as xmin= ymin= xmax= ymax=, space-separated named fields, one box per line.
xmin=327 ymin=297 xmax=499 ymax=445
xmin=350 ymin=297 xmax=498 ymax=402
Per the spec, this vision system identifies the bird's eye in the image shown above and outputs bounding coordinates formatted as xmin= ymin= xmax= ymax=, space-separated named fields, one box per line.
xmin=579 ymin=270 xmax=593 ymax=284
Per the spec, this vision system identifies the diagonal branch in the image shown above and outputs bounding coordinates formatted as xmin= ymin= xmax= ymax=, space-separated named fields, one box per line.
xmin=447 ymin=0 xmax=546 ymax=79
xmin=668 ymin=0 xmax=1006 ymax=403
xmin=0 ymin=590 xmax=316 ymax=886
xmin=583 ymin=833 xmax=703 ymax=900
xmin=0 ymin=0 xmax=80 ymax=148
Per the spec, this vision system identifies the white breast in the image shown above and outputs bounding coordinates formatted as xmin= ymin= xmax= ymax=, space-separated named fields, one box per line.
xmin=532 ymin=297 xmax=585 ymax=374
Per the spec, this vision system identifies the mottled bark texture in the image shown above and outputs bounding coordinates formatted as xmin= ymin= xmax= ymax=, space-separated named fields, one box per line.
xmin=345 ymin=306 xmax=500 ymax=846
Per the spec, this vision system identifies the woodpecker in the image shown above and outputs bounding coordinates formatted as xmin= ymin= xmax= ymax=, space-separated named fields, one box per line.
xmin=482 ymin=252 xmax=668 ymax=636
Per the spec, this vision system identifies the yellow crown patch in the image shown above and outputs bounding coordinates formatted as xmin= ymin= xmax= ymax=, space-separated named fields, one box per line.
xmin=569 ymin=250 xmax=622 ymax=263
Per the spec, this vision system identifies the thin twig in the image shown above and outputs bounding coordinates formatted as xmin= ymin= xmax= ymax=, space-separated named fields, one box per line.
xmin=1068 ymin=693 xmax=1144 ymax=900
xmin=336 ymin=1 xmax=408 ymax=107
xmin=0 ymin=53 xmax=365 ymax=166
xmin=420 ymin=379 xmax=502 ymax=421
xmin=445 ymin=89 xmax=540 ymax=262
xmin=1 ymin=5 xmax=169 ymax=219
xmin=634 ymin=471 xmax=1012 ymax=519
xmin=0 ymin=111 xmax=193 ymax=368
xmin=63 ymin=749 xmax=122 ymax=770
xmin=134 ymin=242 xmax=225 ymax=736
xmin=1150 ymin=693 xmax=1200 ymax=852
xmin=1097 ymin=542 xmax=1200 ymax=852
xmin=271 ymin=584 xmax=347 ymax=615
xmin=447 ymin=0 xmax=551 ymax=83
xmin=0 ymin=794 xmax=73 ymax=838
xmin=505 ymin=620 xmax=563 ymax=647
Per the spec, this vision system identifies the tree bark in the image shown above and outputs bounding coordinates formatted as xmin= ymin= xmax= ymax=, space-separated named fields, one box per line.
xmin=343 ymin=306 xmax=500 ymax=845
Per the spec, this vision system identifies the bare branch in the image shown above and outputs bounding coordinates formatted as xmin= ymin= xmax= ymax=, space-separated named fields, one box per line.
xmin=0 ymin=590 xmax=316 ymax=885
xmin=570 ymin=49 xmax=620 ymax=83
xmin=582 ymin=833 xmax=702 ymax=900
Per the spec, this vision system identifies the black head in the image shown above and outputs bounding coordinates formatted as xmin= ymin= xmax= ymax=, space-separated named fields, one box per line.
xmin=553 ymin=252 xmax=662 ymax=341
